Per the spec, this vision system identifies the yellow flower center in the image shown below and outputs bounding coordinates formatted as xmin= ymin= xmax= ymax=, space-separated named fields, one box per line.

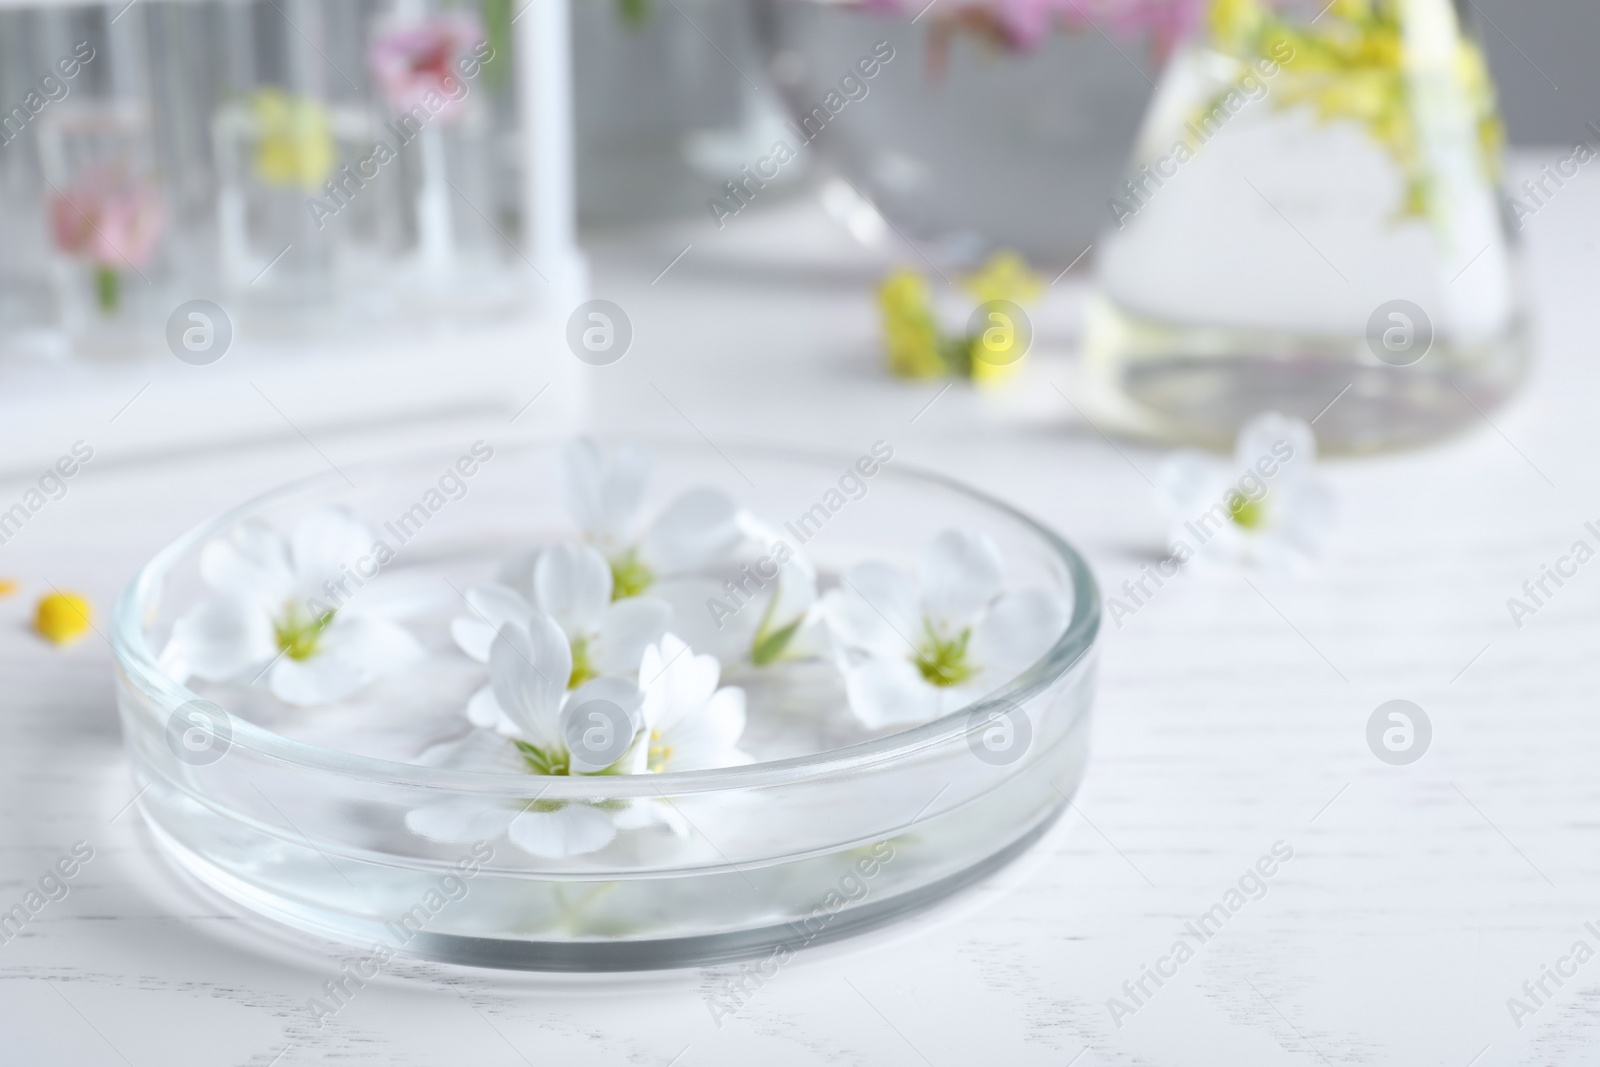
xmin=274 ymin=605 xmax=334 ymax=661
xmin=914 ymin=624 xmax=976 ymax=687
xmin=609 ymin=551 xmax=654 ymax=600
xmin=514 ymin=739 xmax=571 ymax=777
xmin=647 ymin=728 xmax=674 ymax=772
xmin=568 ymin=637 xmax=598 ymax=690
xmin=1229 ymin=493 xmax=1266 ymax=530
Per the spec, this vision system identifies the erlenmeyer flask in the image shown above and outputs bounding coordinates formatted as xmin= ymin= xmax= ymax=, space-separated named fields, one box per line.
xmin=1082 ymin=0 xmax=1526 ymax=452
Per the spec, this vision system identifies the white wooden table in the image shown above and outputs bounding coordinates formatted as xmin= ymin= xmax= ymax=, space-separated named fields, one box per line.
xmin=2 ymin=154 xmax=1597 ymax=1066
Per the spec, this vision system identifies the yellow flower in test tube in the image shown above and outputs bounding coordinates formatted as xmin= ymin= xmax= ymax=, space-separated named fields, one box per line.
xmin=250 ymin=88 xmax=336 ymax=189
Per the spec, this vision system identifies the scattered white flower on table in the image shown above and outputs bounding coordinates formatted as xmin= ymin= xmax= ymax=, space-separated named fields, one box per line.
xmin=450 ymin=542 xmax=671 ymax=732
xmin=163 ymin=508 xmax=423 ymax=707
xmin=821 ymin=529 xmax=1068 ymax=729
xmin=406 ymin=614 xmax=645 ymax=858
xmin=627 ymin=633 xmax=752 ymax=773
xmin=556 ymin=436 xmax=743 ymax=599
xmin=1156 ymin=411 xmax=1335 ymax=568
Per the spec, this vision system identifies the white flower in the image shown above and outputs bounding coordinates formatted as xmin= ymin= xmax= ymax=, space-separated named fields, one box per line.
xmin=652 ymin=519 xmax=826 ymax=670
xmin=163 ymin=508 xmax=423 ymax=707
xmin=406 ymin=614 xmax=645 ymax=859
xmin=821 ymin=529 xmax=1068 ymax=729
xmin=746 ymin=548 xmax=823 ymax=666
xmin=1156 ymin=412 xmax=1335 ymax=568
xmin=628 ymin=633 xmax=752 ymax=772
xmin=450 ymin=542 xmax=670 ymax=732
xmin=557 ymin=437 xmax=743 ymax=598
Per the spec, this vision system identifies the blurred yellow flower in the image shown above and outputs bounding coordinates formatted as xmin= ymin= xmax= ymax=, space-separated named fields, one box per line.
xmin=250 ymin=89 xmax=335 ymax=189
xmin=1199 ymin=0 xmax=1502 ymax=219
xmin=0 ymin=579 xmax=17 ymax=598
xmin=36 ymin=591 xmax=92 ymax=645
xmin=879 ymin=269 xmax=946 ymax=380
xmin=962 ymin=251 xmax=1042 ymax=306
xmin=970 ymin=343 xmax=1023 ymax=386
xmin=879 ymin=251 xmax=1039 ymax=387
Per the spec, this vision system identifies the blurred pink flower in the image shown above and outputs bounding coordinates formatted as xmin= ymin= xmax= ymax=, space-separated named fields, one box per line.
xmin=368 ymin=14 xmax=484 ymax=120
xmin=1077 ymin=0 xmax=1202 ymax=56
xmin=49 ymin=171 xmax=165 ymax=269
xmin=861 ymin=0 xmax=1200 ymax=54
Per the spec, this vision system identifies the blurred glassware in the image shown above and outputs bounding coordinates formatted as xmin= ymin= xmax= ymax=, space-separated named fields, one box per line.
xmin=0 ymin=0 xmax=569 ymax=358
xmin=750 ymin=0 xmax=1193 ymax=265
xmin=572 ymin=0 xmax=803 ymax=227
xmin=1083 ymin=0 xmax=1527 ymax=453
xmin=204 ymin=0 xmax=519 ymax=326
xmin=39 ymin=109 xmax=162 ymax=338
xmin=23 ymin=8 xmax=167 ymax=350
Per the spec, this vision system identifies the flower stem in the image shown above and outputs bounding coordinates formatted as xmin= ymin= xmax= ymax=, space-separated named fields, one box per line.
xmin=94 ymin=265 xmax=119 ymax=315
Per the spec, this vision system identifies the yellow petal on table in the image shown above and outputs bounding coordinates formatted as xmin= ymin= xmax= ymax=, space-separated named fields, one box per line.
xmin=35 ymin=592 xmax=93 ymax=645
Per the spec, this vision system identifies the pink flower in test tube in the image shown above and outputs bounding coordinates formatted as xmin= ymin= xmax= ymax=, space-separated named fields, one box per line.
xmin=50 ymin=169 xmax=165 ymax=270
xmin=368 ymin=13 xmax=485 ymax=121
xmin=50 ymin=168 xmax=166 ymax=313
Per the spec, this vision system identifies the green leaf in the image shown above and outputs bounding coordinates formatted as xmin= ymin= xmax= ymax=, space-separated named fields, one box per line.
xmin=751 ymin=615 xmax=804 ymax=666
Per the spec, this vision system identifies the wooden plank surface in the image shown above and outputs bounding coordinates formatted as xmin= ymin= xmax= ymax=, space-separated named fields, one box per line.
xmin=1 ymin=155 xmax=1596 ymax=1066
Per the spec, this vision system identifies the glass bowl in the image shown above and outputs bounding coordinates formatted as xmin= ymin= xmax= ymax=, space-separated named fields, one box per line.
xmin=111 ymin=441 xmax=1101 ymax=970
xmin=748 ymin=0 xmax=1160 ymax=265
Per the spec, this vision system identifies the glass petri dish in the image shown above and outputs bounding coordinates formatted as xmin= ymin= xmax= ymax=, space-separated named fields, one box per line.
xmin=112 ymin=441 xmax=1101 ymax=970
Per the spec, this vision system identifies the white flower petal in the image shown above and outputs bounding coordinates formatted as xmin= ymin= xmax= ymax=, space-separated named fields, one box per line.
xmin=406 ymin=801 xmax=515 ymax=843
xmin=969 ymin=589 xmax=1069 ymax=679
xmin=199 ymin=522 xmax=293 ymax=612
xmin=639 ymin=488 xmax=743 ymax=573
xmin=416 ymin=728 xmax=525 ymax=772
xmin=495 ymin=549 xmax=541 ymax=600
xmin=489 ymin=615 xmax=571 ymax=747
xmin=844 ymin=658 xmax=942 ymax=729
xmin=613 ymin=799 xmax=689 ymax=835
xmin=919 ymin=529 xmax=1004 ymax=633
xmin=1262 ymin=479 xmax=1336 ymax=565
xmin=648 ymin=575 xmax=752 ymax=663
xmin=562 ymin=676 xmax=645 ymax=774
xmin=663 ymin=685 xmax=749 ymax=770
xmin=534 ymin=543 xmax=612 ymax=638
xmin=1156 ymin=450 xmax=1229 ymax=523
xmin=166 ymin=598 xmax=277 ymax=683
xmin=289 ymin=508 xmax=376 ymax=599
xmin=768 ymin=553 xmax=818 ymax=632
xmin=1235 ymin=411 xmax=1316 ymax=483
xmin=508 ymin=804 xmax=618 ymax=858
xmin=562 ymin=438 xmax=651 ymax=552
xmin=640 ymin=633 xmax=720 ymax=733
xmin=270 ymin=652 xmax=369 ymax=707
xmin=451 ymin=583 xmax=537 ymax=662
xmin=822 ymin=562 xmax=922 ymax=659
xmin=451 ymin=617 xmax=498 ymax=663
xmin=466 ymin=684 xmax=520 ymax=734
xmin=595 ymin=597 xmax=673 ymax=676
xmin=318 ymin=615 xmax=424 ymax=674
xmin=341 ymin=574 xmax=445 ymax=620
